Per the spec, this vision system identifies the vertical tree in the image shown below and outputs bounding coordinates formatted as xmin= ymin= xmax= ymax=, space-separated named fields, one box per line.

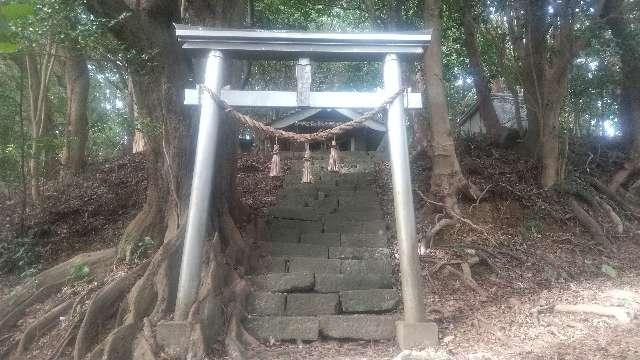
xmin=461 ymin=0 xmax=505 ymax=142
xmin=422 ymin=0 xmax=479 ymax=251
xmin=60 ymin=44 xmax=89 ymax=181
xmin=507 ymin=0 xmax=609 ymax=187
xmin=602 ymin=0 xmax=640 ymax=191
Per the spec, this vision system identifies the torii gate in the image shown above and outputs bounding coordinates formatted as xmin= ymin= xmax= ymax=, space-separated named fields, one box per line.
xmin=173 ymin=24 xmax=437 ymax=349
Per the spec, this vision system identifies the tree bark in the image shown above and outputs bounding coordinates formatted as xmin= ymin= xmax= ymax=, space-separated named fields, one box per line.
xmin=602 ymin=0 xmax=640 ymax=190
xmin=85 ymin=0 xmax=247 ymax=256
xmin=461 ymin=1 xmax=504 ymax=142
xmin=508 ymin=0 xmax=608 ymax=187
xmin=423 ymin=0 xmax=469 ymax=197
xmin=25 ymin=46 xmax=56 ymax=204
xmin=61 ymin=46 xmax=90 ymax=182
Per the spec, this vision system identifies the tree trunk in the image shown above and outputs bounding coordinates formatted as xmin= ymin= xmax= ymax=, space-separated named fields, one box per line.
xmin=602 ymin=0 xmax=640 ymax=190
xmin=423 ymin=0 xmax=468 ymax=196
xmin=461 ymin=2 xmax=504 ymax=142
xmin=25 ymin=47 xmax=56 ymax=204
xmin=521 ymin=0 xmax=546 ymax=154
xmin=61 ymin=46 xmax=90 ymax=182
xmin=541 ymin=75 xmax=568 ymax=187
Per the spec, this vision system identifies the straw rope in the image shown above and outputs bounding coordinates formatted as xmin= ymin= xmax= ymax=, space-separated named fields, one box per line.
xmin=200 ymin=85 xmax=405 ymax=143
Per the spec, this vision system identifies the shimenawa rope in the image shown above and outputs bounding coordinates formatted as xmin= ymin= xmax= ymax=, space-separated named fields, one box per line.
xmin=199 ymin=85 xmax=406 ymax=143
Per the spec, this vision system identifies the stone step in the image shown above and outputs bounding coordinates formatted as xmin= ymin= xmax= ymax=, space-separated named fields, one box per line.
xmin=306 ymin=198 xmax=338 ymax=214
xmin=270 ymin=242 xmax=328 ymax=258
xmin=314 ymin=273 xmax=393 ymax=292
xmin=319 ymin=315 xmax=397 ymax=340
xmin=339 ymin=289 xmax=400 ymax=313
xmin=281 ymin=257 xmax=390 ymax=275
xmin=340 ymin=233 xmax=387 ymax=248
xmin=301 ymin=233 xmax=340 ymax=246
xmin=268 ymin=218 xmax=323 ymax=234
xmin=340 ymin=259 xmax=392 ymax=275
xmin=248 ymin=272 xmax=314 ymax=292
xmin=267 ymin=229 xmax=299 ymax=243
xmin=246 ymin=292 xmax=286 ymax=316
xmin=328 ymin=210 xmax=383 ymax=221
xmin=324 ymin=219 xmax=386 ymax=234
xmin=285 ymin=293 xmax=339 ymax=316
xmin=268 ymin=207 xmax=320 ymax=221
xmin=288 ymin=257 xmax=340 ymax=274
xmin=329 ymin=246 xmax=391 ymax=260
xmin=245 ymin=316 xmax=319 ymax=341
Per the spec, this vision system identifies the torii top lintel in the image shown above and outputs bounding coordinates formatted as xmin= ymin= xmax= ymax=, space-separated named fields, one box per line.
xmin=174 ymin=24 xmax=431 ymax=61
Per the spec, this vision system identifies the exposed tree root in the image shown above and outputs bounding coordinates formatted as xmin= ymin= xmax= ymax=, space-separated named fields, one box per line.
xmin=553 ymin=304 xmax=635 ymax=323
xmin=608 ymin=160 xmax=640 ymax=193
xmin=73 ymin=261 xmax=149 ymax=360
xmin=570 ymin=197 xmax=612 ymax=250
xmin=13 ymin=299 xmax=74 ymax=359
xmin=100 ymin=323 xmax=140 ymax=360
xmin=586 ymin=176 xmax=640 ymax=220
xmin=415 ymin=189 xmax=488 ymax=252
xmin=595 ymin=196 xmax=624 ymax=234
xmin=0 ymin=248 xmax=115 ymax=333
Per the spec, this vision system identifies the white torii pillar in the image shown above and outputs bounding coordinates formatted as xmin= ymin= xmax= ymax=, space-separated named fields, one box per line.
xmin=383 ymin=53 xmax=438 ymax=348
xmin=175 ymin=50 xmax=225 ymax=320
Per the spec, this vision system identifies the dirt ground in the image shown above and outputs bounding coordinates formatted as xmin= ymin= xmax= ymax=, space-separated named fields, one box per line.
xmin=2 ymin=143 xmax=640 ymax=359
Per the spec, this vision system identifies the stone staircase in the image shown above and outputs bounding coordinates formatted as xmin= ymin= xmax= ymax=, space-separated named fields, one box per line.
xmin=245 ymin=152 xmax=400 ymax=342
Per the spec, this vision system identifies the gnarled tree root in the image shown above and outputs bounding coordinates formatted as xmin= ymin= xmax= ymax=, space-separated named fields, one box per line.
xmin=73 ymin=261 xmax=149 ymax=360
xmin=12 ymin=299 xmax=74 ymax=359
xmin=0 ymin=248 xmax=115 ymax=333
xmin=570 ymin=197 xmax=612 ymax=250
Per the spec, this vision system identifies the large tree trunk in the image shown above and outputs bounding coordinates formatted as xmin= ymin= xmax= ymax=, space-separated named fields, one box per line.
xmin=540 ymin=73 xmax=569 ymax=187
xmin=423 ymin=0 xmax=467 ymax=195
xmin=61 ymin=46 xmax=90 ymax=182
xmin=602 ymin=0 xmax=640 ymax=190
xmin=421 ymin=0 xmax=479 ymax=252
xmin=461 ymin=2 xmax=504 ymax=142
xmin=520 ymin=0 xmax=546 ymax=154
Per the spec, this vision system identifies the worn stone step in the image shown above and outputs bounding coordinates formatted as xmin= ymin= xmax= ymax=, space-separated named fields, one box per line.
xmin=248 ymin=272 xmax=314 ymax=292
xmin=264 ymin=256 xmax=287 ymax=273
xmin=319 ymin=315 xmax=397 ymax=340
xmin=314 ymin=273 xmax=393 ymax=292
xmin=340 ymin=259 xmax=392 ymax=275
xmin=285 ymin=293 xmax=339 ymax=316
xmin=329 ymin=246 xmax=391 ymax=260
xmin=245 ymin=316 xmax=319 ymax=341
xmin=246 ymin=292 xmax=286 ymax=316
xmin=328 ymin=210 xmax=382 ymax=221
xmin=340 ymin=289 xmax=400 ymax=313
xmin=267 ymin=229 xmax=299 ymax=243
xmin=300 ymin=233 xmax=340 ymax=246
xmin=268 ymin=218 xmax=323 ymax=234
xmin=324 ymin=219 xmax=386 ymax=234
xmin=288 ymin=257 xmax=340 ymax=274
xmin=341 ymin=233 xmax=387 ymax=248
xmin=306 ymin=198 xmax=338 ymax=214
xmin=271 ymin=242 xmax=328 ymax=258
xmin=268 ymin=207 xmax=320 ymax=221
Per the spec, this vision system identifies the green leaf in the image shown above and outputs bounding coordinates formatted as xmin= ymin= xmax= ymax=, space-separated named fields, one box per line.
xmin=0 ymin=42 xmax=18 ymax=53
xmin=601 ymin=264 xmax=618 ymax=278
xmin=0 ymin=3 xmax=34 ymax=20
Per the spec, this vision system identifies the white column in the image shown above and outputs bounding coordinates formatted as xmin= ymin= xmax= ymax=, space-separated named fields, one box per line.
xmin=175 ymin=50 xmax=225 ymax=320
xmin=383 ymin=53 xmax=426 ymax=323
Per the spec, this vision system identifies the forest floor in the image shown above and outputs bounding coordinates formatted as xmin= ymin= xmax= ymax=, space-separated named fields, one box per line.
xmin=1 ymin=140 xmax=639 ymax=359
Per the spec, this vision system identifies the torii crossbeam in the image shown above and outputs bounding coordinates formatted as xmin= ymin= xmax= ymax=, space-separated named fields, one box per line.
xmin=174 ymin=24 xmax=437 ymax=349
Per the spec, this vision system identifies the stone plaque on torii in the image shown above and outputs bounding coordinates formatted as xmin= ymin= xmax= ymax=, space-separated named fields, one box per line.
xmin=173 ymin=24 xmax=437 ymax=349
